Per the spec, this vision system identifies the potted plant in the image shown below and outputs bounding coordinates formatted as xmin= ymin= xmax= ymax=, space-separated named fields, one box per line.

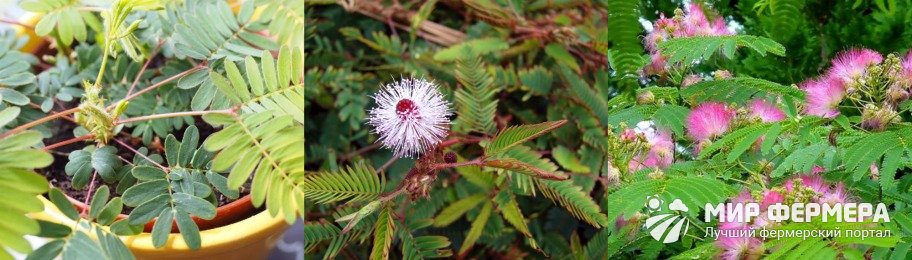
xmin=0 ymin=0 xmax=303 ymax=259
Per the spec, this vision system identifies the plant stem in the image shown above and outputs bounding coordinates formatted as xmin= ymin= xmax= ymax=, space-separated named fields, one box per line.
xmin=113 ymin=138 xmax=167 ymax=171
xmin=431 ymin=158 xmax=484 ymax=170
xmin=81 ymin=170 xmax=98 ymax=215
xmin=44 ymin=134 xmax=94 ymax=151
xmin=111 ymin=65 xmax=206 ymax=109
xmin=0 ymin=18 xmax=33 ymax=29
xmin=0 ymin=107 xmax=81 ymax=140
xmin=126 ymin=40 xmax=164 ymax=96
xmin=116 ymin=109 xmax=234 ymax=125
xmin=340 ymin=143 xmax=384 ymax=162
xmin=94 ymin=46 xmax=111 ymax=87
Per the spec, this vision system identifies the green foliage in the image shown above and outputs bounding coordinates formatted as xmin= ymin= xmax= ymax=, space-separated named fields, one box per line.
xmin=65 ymin=146 xmax=123 ymax=189
xmin=210 ymin=48 xmax=304 ymax=122
xmin=0 ymin=30 xmax=37 ymax=105
xmin=433 ymin=38 xmax=508 ymax=62
xmin=0 ymin=130 xmax=51 ymax=259
xmin=121 ymin=126 xmax=228 ymax=250
xmin=301 ymin=162 xmax=384 ymax=204
xmin=606 ymin=0 xmax=645 ymax=90
xmin=20 ymin=0 xmax=100 ymax=46
xmin=370 ymin=205 xmax=396 ymax=260
xmin=680 ymin=77 xmax=805 ymax=104
xmin=34 ymin=188 xmax=133 ymax=260
xmin=172 ymin=0 xmax=278 ymax=61
xmin=453 ymin=54 xmax=499 ymax=134
xmin=657 ymin=35 xmax=786 ymax=64
xmin=603 ymin=176 xmax=733 ymax=229
xmin=254 ymin=0 xmax=305 ymax=48
xmin=486 ymin=120 xmax=567 ymax=155
xmin=537 ymin=178 xmax=610 ymax=228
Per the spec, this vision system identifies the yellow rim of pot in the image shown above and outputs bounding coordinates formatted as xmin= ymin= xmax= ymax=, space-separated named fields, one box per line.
xmin=33 ymin=196 xmax=288 ymax=252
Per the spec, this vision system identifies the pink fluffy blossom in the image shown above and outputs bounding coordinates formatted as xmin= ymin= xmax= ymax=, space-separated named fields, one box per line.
xmin=826 ymin=48 xmax=883 ymax=85
xmin=629 ymin=129 xmax=675 ymax=171
xmin=748 ymin=99 xmax=786 ymax=122
xmin=800 ymin=77 xmax=845 ymax=118
xmin=686 ymin=102 xmax=736 ymax=141
xmin=717 ymin=220 xmax=763 ymax=260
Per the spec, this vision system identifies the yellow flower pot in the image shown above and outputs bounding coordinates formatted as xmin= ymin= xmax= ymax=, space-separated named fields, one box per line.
xmin=33 ymin=196 xmax=289 ymax=260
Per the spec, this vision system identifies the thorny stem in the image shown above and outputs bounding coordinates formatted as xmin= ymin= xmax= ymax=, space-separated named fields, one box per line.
xmin=116 ymin=109 xmax=234 ymax=125
xmin=0 ymin=107 xmax=81 ymax=140
xmin=44 ymin=134 xmax=94 ymax=151
xmin=126 ymin=40 xmax=164 ymax=96
xmin=113 ymin=138 xmax=167 ymax=171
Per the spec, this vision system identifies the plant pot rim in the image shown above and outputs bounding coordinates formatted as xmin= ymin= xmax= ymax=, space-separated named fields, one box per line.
xmin=66 ymin=192 xmax=260 ymax=233
xmin=34 ymin=195 xmax=289 ymax=254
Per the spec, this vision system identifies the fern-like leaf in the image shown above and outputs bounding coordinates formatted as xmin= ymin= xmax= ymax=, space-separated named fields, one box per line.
xmin=486 ymin=120 xmax=566 ymax=155
xmin=301 ymin=162 xmax=384 ymax=204
xmin=681 ymin=77 xmax=804 ymax=104
xmin=209 ymin=47 xmax=304 ymax=123
xmin=202 ymin=111 xmax=304 ymax=223
xmin=536 ymin=179 xmax=610 ymax=228
xmin=254 ymin=0 xmax=305 ymax=48
xmin=606 ymin=0 xmax=645 ymax=92
xmin=453 ymin=53 xmax=498 ymax=134
xmin=172 ymin=0 xmax=278 ymax=61
xmin=370 ymin=205 xmax=396 ymax=260
xmin=657 ymin=35 xmax=785 ymax=64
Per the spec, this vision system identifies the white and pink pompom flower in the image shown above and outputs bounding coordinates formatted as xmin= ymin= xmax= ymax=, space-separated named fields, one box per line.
xmin=686 ymin=102 xmax=736 ymax=141
xmin=367 ymin=78 xmax=452 ymax=158
xmin=800 ymin=77 xmax=846 ymax=118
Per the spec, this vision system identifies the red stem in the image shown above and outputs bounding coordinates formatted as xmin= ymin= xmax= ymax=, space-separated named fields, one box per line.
xmin=44 ymin=134 xmax=94 ymax=151
xmin=126 ymin=40 xmax=164 ymax=97
xmin=81 ymin=170 xmax=98 ymax=215
xmin=113 ymin=138 xmax=167 ymax=171
xmin=0 ymin=107 xmax=80 ymax=140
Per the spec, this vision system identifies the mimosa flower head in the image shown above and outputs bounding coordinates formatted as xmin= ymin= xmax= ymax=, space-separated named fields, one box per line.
xmin=367 ymin=78 xmax=452 ymax=158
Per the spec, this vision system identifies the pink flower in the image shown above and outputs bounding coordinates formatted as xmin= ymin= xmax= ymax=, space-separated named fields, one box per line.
xmin=718 ymin=236 xmax=763 ymax=260
xmin=682 ymin=74 xmax=703 ymax=87
xmin=686 ymin=102 xmax=736 ymax=141
xmin=819 ymin=183 xmax=848 ymax=205
xmin=902 ymin=52 xmax=912 ymax=80
xmin=760 ymin=191 xmax=784 ymax=208
xmin=800 ymin=77 xmax=845 ymax=118
xmin=731 ymin=190 xmax=754 ymax=204
xmin=644 ymin=53 xmax=667 ymax=76
xmin=717 ymin=221 xmax=763 ymax=260
xmin=826 ymin=48 xmax=883 ymax=85
xmin=629 ymin=129 xmax=675 ymax=171
xmin=799 ymin=174 xmax=828 ymax=194
xmin=748 ymin=99 xmax=786 ymax=122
